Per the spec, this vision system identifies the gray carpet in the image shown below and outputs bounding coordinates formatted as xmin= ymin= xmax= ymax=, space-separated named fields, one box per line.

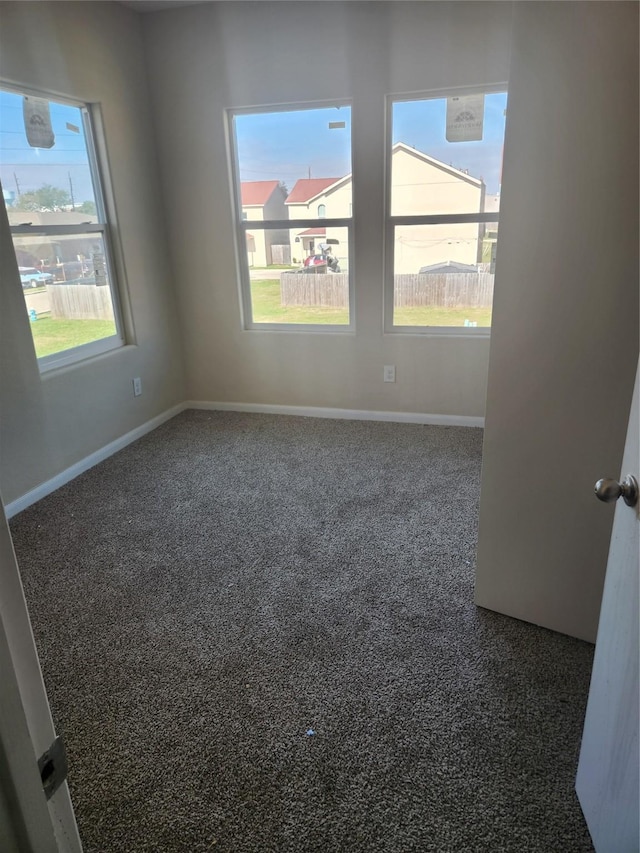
xmin=10 ymin=410 xmax=595 ymax=852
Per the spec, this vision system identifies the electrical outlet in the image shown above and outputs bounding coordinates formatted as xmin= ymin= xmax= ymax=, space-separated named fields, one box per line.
xmin=133 ymin=377 xmax=142 ymax=397
xmin=383 ymin=365 xmax=396 ymax=383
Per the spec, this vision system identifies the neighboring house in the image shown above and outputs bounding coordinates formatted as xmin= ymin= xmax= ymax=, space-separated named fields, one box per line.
xmin=240 ymin=180 xmax=289 ymax=266
xmin=6 ymin=209 xmax=101 ymax=270
xmin=285 ymin=144 xmax=486 ymax=272
xmin=285 ymin=176 xmax=349 ymax=264
xmin=418 ymin=260 xmax=479 ymax=274
xmin=391 ymin=142 xmax=485 ymax=273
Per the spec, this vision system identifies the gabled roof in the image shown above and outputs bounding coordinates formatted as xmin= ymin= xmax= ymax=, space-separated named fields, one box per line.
xmin=283 ymin=145 xmax=481 ymax=208
xmin=297 ymin=227 xmax=326 ymax=237
xmin=419 ymin=260 xmax=478 ymax=274
xmin=392 ymin=142 xmax=483 ymax=187
xmin=285 ymin=178 xmax=343 ymax=204
xmin=241 ymin=180 xmax=281 ymax=206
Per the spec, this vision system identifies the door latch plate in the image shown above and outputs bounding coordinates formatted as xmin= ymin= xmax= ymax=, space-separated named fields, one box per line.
xmin=38 ymin=735 xmax=68 ymax=801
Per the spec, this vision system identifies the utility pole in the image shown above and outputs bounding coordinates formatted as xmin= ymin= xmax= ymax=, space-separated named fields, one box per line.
xmin=308 ymin=166 xmax=311 ymax=179
xmin=13 ymin=172 xmax=21 ymax=198
xmin=68 ymin=172 xmax=75 ymax=210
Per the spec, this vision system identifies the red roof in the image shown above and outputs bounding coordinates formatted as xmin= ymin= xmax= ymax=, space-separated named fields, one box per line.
xmin=297 ymin=227 xmax=326 ymax=237
xmin=240 ymin=180 xmax=281 ymax=206
xmin=286 ymin=178 xmax=342 ymax=204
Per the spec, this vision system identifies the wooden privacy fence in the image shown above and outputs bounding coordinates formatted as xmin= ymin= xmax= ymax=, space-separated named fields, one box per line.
xmin=280 ymin=271 xmax=494 ymax=309
xmin=281 ymin=273 xmax=349 ymax=308
xmin=48 ymin=282 xmax=114 ymax=320
xmin=270 ymin=244 xmax=291 ymax=265
xmin=394 ymin=272 xmax=495 ymax=308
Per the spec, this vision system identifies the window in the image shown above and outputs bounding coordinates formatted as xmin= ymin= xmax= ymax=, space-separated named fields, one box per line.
xmin=229 ymin=103 xmax=353 ymax=329
xmin=386 ymin=89 xmax=507 ymax=332
xmin=0 ymin=85 xmax=123 ymax=368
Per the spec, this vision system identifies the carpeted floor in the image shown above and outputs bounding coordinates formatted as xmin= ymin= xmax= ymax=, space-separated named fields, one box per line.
xmin=10 ymin=410 xmax=595 ymax=852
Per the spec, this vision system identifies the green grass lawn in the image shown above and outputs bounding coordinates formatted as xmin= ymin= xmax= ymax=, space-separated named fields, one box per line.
xmin=250 ymin=279 xmax=349 ymax=325
xmin=30 ymin=315 xmax=117 ymax=358
xmin=250 ymin=279 xmax=491 ymax=327
xmin=393 ymin=305 xmax=491 ymax=327
xmin=28 ymin=287 xmax=489 ymax=355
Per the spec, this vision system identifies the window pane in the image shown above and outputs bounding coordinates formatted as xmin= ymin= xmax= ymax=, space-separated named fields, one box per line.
xmin=0 ymin=90 xmax=99 ymax=221
xmin=1 ymin=86 xmax=122 ymax=365
xmin=14 ymin=231 xmax=118 ymax=358
xmin=392 ymin=224 xmax=496 ymax=328
xmin=391 ymin=92 xmax=507 ymax=216
xmin=233 ymin=104 xmax=352 ymax=328
xmin=234 ymin=105 xmax=352 ymax=213
xmin=245 ymin=227 xmax=349 ymax=325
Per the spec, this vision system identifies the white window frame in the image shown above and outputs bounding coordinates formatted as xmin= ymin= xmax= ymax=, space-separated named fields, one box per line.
xmin=384 ymin=84 xmax=507 ymax=337
xmin=228 ymin=101 xmax=355 ymax=333
xmin=1 ymin=82 xmax=125 ymax=371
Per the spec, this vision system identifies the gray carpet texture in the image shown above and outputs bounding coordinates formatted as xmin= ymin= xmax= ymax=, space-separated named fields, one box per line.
xmin=10 ymin=410 xmax=595 ymax=853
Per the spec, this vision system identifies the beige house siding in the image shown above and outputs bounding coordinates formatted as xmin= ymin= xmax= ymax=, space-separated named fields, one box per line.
xmin=242 ymin=206 xmax=268 ymax=267
xmin=390 ymin=146 xmax=482 ymax=215
xmin=243 ymin=185 xmax=288 ymax=266
xmin=288 ymin=179 xmax=351 ymax=266
xmin=395 ymin=221 xmax=485 ymax=274
xmin=287 ymin=148 xmax=484 ymax=272
xmin=391 ymin=145 xmax=484 ymax=273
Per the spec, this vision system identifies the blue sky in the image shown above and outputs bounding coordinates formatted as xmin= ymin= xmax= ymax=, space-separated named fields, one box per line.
xmin=1 ymin=89 xmax=508 ymax=205
xmin=0 ymin=90 xmax=96 ymax=203
xmin=235 ymin=105 xmax=353 ymax=187
xmin=393 ymin=93 xmax=507 ymax=194
xmin=235 ymin=93 xmax=507 ymax=195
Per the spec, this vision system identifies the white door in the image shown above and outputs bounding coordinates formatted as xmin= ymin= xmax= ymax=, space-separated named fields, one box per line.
xmin=576 ymin=358 xmax=639 ymax=852
xmin=0 ymin=499 xmax=82 ymax=852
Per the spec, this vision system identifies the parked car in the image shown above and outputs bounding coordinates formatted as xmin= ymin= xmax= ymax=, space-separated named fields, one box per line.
xmin=19 ymin=267 xmax=54 ymax=289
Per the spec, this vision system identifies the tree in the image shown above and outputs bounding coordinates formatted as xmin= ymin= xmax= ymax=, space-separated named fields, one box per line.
xmin=78 ymin=200 xmax=97 ymax=215
xmin=13 ymin=184 xmax=71 ymax=211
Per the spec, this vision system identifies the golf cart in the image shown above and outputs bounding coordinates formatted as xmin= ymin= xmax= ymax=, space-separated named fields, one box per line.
xmin=301 ymin=239 xmax=340 ymax=273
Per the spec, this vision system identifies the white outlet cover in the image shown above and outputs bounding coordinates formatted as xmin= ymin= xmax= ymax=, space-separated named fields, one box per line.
xmin=383 ymin=365 xmax=396 ymax=382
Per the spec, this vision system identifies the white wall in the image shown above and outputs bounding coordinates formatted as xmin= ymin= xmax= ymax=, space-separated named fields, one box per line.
xmin=0 ymin=1 xmax=186 ymax=506
xmin=475 ymin=1 xmax=639 ymax=642
xmin=142 ymin=1 xmax=512 ymax=412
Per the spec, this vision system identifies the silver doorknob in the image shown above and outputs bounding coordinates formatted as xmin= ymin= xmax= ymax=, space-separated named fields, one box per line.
xmin=594 ymin=475 xmax=638 ymax=507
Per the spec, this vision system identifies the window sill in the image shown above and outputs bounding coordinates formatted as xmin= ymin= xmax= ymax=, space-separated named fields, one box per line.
xmin=243 ymin=323 xmax=355 ymax=335
xmin=385 ymin=326 xmax=491 ymax=338
xmin=38 ymin=335 xmax=127 ymax=376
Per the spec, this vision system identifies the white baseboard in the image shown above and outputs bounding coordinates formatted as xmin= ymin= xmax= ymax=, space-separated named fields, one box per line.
xmin=4 ymin=403 xmax=186 ymax=519
xmin=186 ymin=400 xmax=485 ymax=428
xmin=5 ymin=400 xmax=483 ymax=518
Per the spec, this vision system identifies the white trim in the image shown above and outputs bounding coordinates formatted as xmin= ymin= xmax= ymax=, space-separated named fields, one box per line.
xmin=38 ymin=332 xmax=124 ymax=374
xmin=186 ymin=400 xmax=484 ymax=428
xmin=5 ymin=400 xmax=483 ymax=518
xmin=5 ymin=403 xmax=186 ymax=519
